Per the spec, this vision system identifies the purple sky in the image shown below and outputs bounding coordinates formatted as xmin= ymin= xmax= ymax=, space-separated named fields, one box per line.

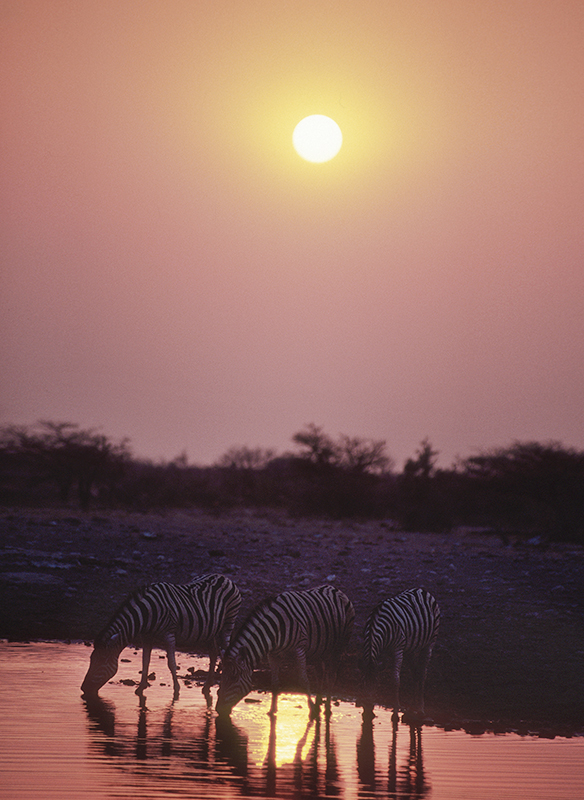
xmin=2 ymin=1 xmax=583 ymax=468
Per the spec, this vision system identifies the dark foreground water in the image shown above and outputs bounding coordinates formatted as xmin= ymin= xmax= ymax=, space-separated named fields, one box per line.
xmin=1 ymin=642 xmax=583 ymax=799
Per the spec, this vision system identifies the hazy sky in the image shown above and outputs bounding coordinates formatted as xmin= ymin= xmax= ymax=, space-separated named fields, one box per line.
xmin=2 ymin=1 xmax=583 ymax=469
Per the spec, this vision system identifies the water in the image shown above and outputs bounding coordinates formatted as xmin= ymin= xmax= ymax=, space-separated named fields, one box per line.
xmin=0 ymin=642 xmax=583 ymax=800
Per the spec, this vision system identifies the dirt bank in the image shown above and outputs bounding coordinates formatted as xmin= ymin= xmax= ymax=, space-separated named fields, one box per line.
xmin=1 ymin=507 xmax=583 ymax=736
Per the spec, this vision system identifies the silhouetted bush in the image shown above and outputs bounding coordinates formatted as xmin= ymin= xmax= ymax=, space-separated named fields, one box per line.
xmin=460 ymin=441 xmax=584 ymax=543
xmin=0 ymin=421 xmax=130 ymax=509
xmin=291 ymin=424 xmax=391 ymax=474
xmin=2 ymin=421 xmax=583 ymax=541
xmin=256 ymin=456 xmax=394 ymax=519
xmin=110 ymin=460 xmax=236 ymax=512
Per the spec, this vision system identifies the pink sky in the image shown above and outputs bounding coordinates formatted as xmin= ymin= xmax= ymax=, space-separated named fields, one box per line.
xmin=2 ymin=1 xmax=583 ymax=469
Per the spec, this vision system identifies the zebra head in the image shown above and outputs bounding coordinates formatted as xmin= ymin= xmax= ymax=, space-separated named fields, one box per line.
xmin=81 ymin=634 xmax=123 ymax=696
xmin=215 ymin=650 xmax=253 ymax=716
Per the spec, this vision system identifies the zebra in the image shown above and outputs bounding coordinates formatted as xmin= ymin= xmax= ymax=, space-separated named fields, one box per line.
xmin=81 ymin=574 xmax=241 ymax=700
xmin=362 ymin=588 xmax=440 ymax=721
xmin=216 ymin=585 xmax=355 ymax=717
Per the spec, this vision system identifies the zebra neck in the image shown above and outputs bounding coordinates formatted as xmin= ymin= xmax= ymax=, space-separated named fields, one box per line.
xmin=233 ymin=615 xmax=279 ymax=668
xmin=100 ymin=617 xmax=133 ymax=650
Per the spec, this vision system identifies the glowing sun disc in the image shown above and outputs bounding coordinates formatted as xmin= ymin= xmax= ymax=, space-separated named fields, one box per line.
xmin=293 ymin=115 xmax=342 ymax=163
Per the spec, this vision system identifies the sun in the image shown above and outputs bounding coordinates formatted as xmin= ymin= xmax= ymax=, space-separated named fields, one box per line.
xmin=292 ymin=115 xmax=343 ymax=163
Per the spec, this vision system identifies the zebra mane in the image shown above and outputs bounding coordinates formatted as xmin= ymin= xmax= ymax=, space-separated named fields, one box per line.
xmin=94 ymin=583 xmax=154 ymax=645
xmin=224 ymin=593 xmax=283 ymax=664
xmin=230 ymin=594 xmax=276 ymax=634
xmin=185 ymin=573 xmax=216 ymax=587
xmin=225 ymin=586 xmax=333 ymax=665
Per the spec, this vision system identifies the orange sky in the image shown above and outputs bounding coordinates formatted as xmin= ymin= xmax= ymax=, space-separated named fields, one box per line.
xmin=2 ymin=0 xmax=583 ymax=468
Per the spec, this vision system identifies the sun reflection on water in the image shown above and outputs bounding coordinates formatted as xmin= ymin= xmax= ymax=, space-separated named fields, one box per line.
xmin=237 ymin=693 xmax=315 ymax=767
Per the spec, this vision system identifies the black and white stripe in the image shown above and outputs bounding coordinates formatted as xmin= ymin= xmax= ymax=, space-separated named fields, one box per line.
xmin=81 ymin=574 xmax=241 ymax=699
xmin=362 ymin=588 xmax=440 ymax=717
xmin=216 ymin=584 xmax=355 ymax=716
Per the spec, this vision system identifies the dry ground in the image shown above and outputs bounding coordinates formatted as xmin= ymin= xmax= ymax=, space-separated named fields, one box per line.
xmin=1 ymin=507 xmax=583 ymax=736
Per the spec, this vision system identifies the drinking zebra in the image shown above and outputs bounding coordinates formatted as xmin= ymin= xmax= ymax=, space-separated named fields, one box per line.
xmin=216 ymin=584 xmax=355 ymax=717
xmin=362 ymin=588 xmax=440 ymax=720
xmin=81 ymin=574 xmax=241 ymax=700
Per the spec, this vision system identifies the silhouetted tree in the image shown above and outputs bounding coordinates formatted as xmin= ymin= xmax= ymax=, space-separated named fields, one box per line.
xmin=0 ymin=421 xmax=130 ymax=509
xmin=338 ymin=435 xmax=392 ymax=474
xmin=462 ymin=440 xmax=584 ymax=541
xmin=288 ymin=426 xmax=394 ymax=517
xmin=403 ymin=438 xmax=438 ymax=481
xmin=397 ymin=439 xmax=448 ymax=530
xmin=292 ymin=424 xmax=340 ymax=466
xmin=216 ymin=445 xmax=276 ymax=470
xmin=213 ymin=445 xmax=278 ymax=506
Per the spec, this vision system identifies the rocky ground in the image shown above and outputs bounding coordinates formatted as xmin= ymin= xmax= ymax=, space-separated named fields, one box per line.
xmin=1 ymin=506 xmax=583 ymax=736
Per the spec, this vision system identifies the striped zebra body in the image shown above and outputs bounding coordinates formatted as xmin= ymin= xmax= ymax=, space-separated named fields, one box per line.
xmin=363 ymin=588 xmax=440 ymax=717
xmin=216 ymin=585 xmax=355 ymax=716
xmin=81 ymin=574 xmax=241 ymax=700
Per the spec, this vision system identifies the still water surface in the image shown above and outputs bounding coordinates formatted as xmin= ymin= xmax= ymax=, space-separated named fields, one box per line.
xmin=0 ymin=642 xmax=583 ymax=799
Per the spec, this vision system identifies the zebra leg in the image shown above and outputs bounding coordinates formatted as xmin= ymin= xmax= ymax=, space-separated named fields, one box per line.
xmin=323 ymin=653 xmax=342 ymax=717
xmin=410 ymin=645 xmax=432 ymax=716
xmin=202 ymin=644 xmax=218 ymax=701
xmin=269 ymin=693 xmax=279 ymax=715
xmin=313 ymin=656 xmax=340 ymax=718
xmin=293 ymin=646 xmax=317 ymax=717
xmin=315 ymin=659 xmax=333 ymax=717
xmin=359 ymin=659 xmax=377 ymax=719
xmin=136 ymin=642 xmax=153 ymax=695
xmin=391 ymin=649 xmax=404 ymax=722
xmin=163 ymin=634 xmax=181 ymax=699
xmin=267 ymin=654 xmax=281 ymax=715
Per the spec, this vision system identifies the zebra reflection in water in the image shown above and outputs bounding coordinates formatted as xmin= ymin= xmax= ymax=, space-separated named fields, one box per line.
xmin=82 ymin=689 xmax=342 ymax=796
xmin=263 ymin=709 xmax=341 ymax=798
xmin=82 ymin=690 xmax=249 ymax=779
xmin=357 ymin=714 xmax=429 ymax=798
